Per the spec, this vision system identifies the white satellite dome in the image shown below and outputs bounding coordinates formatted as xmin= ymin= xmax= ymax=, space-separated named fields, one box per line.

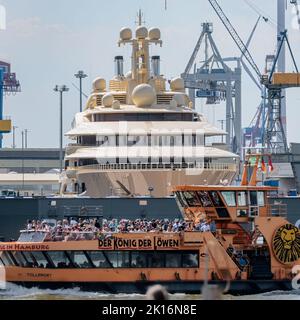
xmin=112 ymin=100 xmax=121 ymax=109
xmin=132 ymin=84 xmax=156 ymax=107
xmin=148 ymin=28 xmax=161 ymax=40
xmin=172 ymin=93 xmax=186 ymax=107
xmin=102 ymin=93 xmax=114 ymax=108
xmin=136 ymin=26 xmax=148 ymax=39
xmin=170 ymin=77 xmax=185 ymax=91
xmin=93 ymin=78 xmax=106 ymax=92
xmin=120 ymin=27 xmax=132 ymax=41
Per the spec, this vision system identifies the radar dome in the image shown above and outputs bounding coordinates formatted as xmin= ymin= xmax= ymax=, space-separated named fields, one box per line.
xmin=132 ymin=84 xmax=156 ymax=107
xmin=169 ymin=99 xmax=178 ymax=108
xmin=170 ymin=77 xmax=185 ymax=91
xmin=148 ymin=28 xmax=161 ymax=40
xmin=102 ymin=93 xmax=114 ymax=108
xmin=173 ymin=93 xmax=186 ymax=107
xmin=125 ymin=71 xmax=132 ymax=79
xmin=120 ymin=27 xmax=132 ymax=40
xmin=93 ymin=78 xmax=106 ymax=92
xmin=136 ymin=26 xmax=148 ymax=39
xmin=112 ymin=100 xmax=121 ymax=109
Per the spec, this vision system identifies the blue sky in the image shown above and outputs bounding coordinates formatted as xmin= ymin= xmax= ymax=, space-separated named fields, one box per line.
xmin=0 ymin=0 xmax=299 ymax=148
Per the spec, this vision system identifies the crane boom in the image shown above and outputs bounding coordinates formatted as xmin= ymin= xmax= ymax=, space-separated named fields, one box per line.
xmin=208 ymin=0 xmax=262 ymax=79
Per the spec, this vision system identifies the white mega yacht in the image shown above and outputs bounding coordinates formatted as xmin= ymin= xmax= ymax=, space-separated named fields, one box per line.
xmin=62 ymin=19 xmax=239 ymax=197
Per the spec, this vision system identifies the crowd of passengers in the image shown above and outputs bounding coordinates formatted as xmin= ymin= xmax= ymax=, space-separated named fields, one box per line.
xmin=24 ymin=216 xmax=217 ymax=241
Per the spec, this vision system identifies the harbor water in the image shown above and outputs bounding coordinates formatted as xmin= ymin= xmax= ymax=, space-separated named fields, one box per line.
xmin=0 ymin=284 xmax=299 ymax=300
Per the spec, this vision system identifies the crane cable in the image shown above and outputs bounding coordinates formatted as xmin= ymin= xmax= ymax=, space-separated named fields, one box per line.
xmin=243 ymin=0 xmax=279 ymax=29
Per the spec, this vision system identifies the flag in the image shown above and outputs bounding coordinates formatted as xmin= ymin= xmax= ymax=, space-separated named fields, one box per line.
xmin=268 ymin=156 xmax=274 ymax=172
xmin=261 ymin=157 xmax=267 ymax=173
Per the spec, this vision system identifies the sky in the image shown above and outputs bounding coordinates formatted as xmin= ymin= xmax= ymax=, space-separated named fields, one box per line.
xmin=0 ymin=0 xmax=299 ymax=148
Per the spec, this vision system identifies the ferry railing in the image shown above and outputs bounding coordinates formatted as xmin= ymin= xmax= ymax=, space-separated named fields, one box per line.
xmin=70 ymin=162 xmax=237 ymax=172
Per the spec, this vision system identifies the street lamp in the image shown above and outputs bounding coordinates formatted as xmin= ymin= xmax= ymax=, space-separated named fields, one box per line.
xmin=12 ymin=126 xmax=18 ymax=148
xmin=54 ymin=85 xmax=69 ymax=173
xmin=74 ymin=70 xmax=87 ymax=112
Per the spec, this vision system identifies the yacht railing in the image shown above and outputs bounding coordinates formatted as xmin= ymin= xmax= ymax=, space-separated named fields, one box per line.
xmin=70 ymin=162 xmax=237 ymax=171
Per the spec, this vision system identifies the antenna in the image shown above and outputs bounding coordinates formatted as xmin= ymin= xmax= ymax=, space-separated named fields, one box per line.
xmin=136 ymin=9 xmax=145 ymax=26
xmin=165 ymin=0 xmax=167 ymax=10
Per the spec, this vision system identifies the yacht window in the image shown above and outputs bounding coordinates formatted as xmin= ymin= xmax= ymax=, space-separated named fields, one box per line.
xmin=209 ymin=191 xmax=224 ymax=207
xmin=183 ymin=191 xmax=201 ymax=207
xmin=237 ymin=191 xmax=247 ymax=206
xmin=196 ymin=191 xmax=213 ymax=207
xmin=221 ymin=191 xmax=236 ymax=207
xmin=250 ymin=191 xmax=257 ymax=206
xmin=257 ymin=192 xmax=265 ymax=207
xmin=127 ymin=136 xmax=139 ymax=146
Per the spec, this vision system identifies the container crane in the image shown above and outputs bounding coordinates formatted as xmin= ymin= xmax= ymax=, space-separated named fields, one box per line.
xmin=208 ymin=0 xmax=300 ymax=154
xmin=291 ymin=0 xmax=300 ymax=29
xmin=0 ymin=61 xmax=21 ymax=148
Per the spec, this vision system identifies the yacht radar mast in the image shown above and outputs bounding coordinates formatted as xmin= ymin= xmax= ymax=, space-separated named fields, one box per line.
xmin=119 ymin=12 xmax=162 ymax=85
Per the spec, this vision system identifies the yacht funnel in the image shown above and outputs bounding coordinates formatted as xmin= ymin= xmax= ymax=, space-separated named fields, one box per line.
xmin=151 ymin=56 xmax=160 ymax=77
xmin=114 ymin=56 xmax=124 ymax=77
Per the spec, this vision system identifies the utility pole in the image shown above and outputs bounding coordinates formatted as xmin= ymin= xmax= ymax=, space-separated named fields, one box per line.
xmin=24 ymin=129 xmax=29 ymax=148
xmin=74 ymin=71 xmax=87 ymax=113
xmin=21 ymin=130 xmax=25 ymax=192
xmin=12 ymin=126 xmax=18 ymax=148
xmin=54 ymin=85 xmax=69 ymax=173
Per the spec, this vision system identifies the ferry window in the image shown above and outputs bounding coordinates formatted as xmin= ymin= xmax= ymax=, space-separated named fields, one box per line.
xmin=237 ymin=209 xmax=248 ymax=217
xmin=221 ymin=192 xmax=236 ymax=207
xmin=165 ymin=253 xmax=181 ymax=268
xmin=250 ymin=191 xmax=257 ymax=206
xmin=30 ymin=252 xmax=49 ymax=268
xmin=257 ymin=192 xmax=265 ymax=207
xmin=182 ymin=253 xmax=199 ymax=268
xmin=183 ymin=192 xmax=201 ymax=207
xmin=104 ymin=252 xmax=118 ymax=268
xmin=196 ymin=191 xmax=213 ymax=207
xmin=176 ymin=192 xmax=188 ymax=208
xmin=131 ymin=252 xmax=147 ymax=268
xmin=47 ymin=251 xmax=70 ymax=268
xmin=68 ymin=251 xmax=91 ymax=268
xmin=119 ymin=252 xmax=130 ymax=268
xmin=237 ymin=191 xmax=247 ymax=206
xmin=1 ymin=252 xmax=16 ymax=266
xmin=89 ymin=251 xmax=108 ymax=268
xmin=13 ymin=251 xmax=27 ymax=267
xmin=209 ymin=192 xmax=224 ymax=207
xmin=148 ymin=252 xmax=164 ymax=268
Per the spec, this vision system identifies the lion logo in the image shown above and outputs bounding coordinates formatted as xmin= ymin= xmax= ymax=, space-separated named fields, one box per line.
xmin=273 ymin=224 xmax=300 ymax=264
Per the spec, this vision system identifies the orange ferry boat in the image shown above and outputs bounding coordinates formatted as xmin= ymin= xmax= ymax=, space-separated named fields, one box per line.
xmin=0 ymin=157 xmax=299 ymax=295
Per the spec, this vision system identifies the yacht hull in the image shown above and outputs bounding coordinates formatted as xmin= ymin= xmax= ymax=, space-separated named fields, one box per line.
xmin=76 ymin=169 xmax=237 ymax=197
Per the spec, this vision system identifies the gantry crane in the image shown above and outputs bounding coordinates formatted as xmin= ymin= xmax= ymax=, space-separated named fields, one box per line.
xmin=208 ymin=0 xmax=300 ymax=154
xmin=0 ymin=61 xmax=21 ymax=148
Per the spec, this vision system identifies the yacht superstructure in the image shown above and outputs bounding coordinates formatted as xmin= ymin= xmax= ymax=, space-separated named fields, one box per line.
xmin=62 ymin=18 xmax=239 ymax=197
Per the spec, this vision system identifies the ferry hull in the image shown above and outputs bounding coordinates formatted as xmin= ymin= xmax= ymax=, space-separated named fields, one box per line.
xmin=7 ymin=280 xmax=293 ymax=296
